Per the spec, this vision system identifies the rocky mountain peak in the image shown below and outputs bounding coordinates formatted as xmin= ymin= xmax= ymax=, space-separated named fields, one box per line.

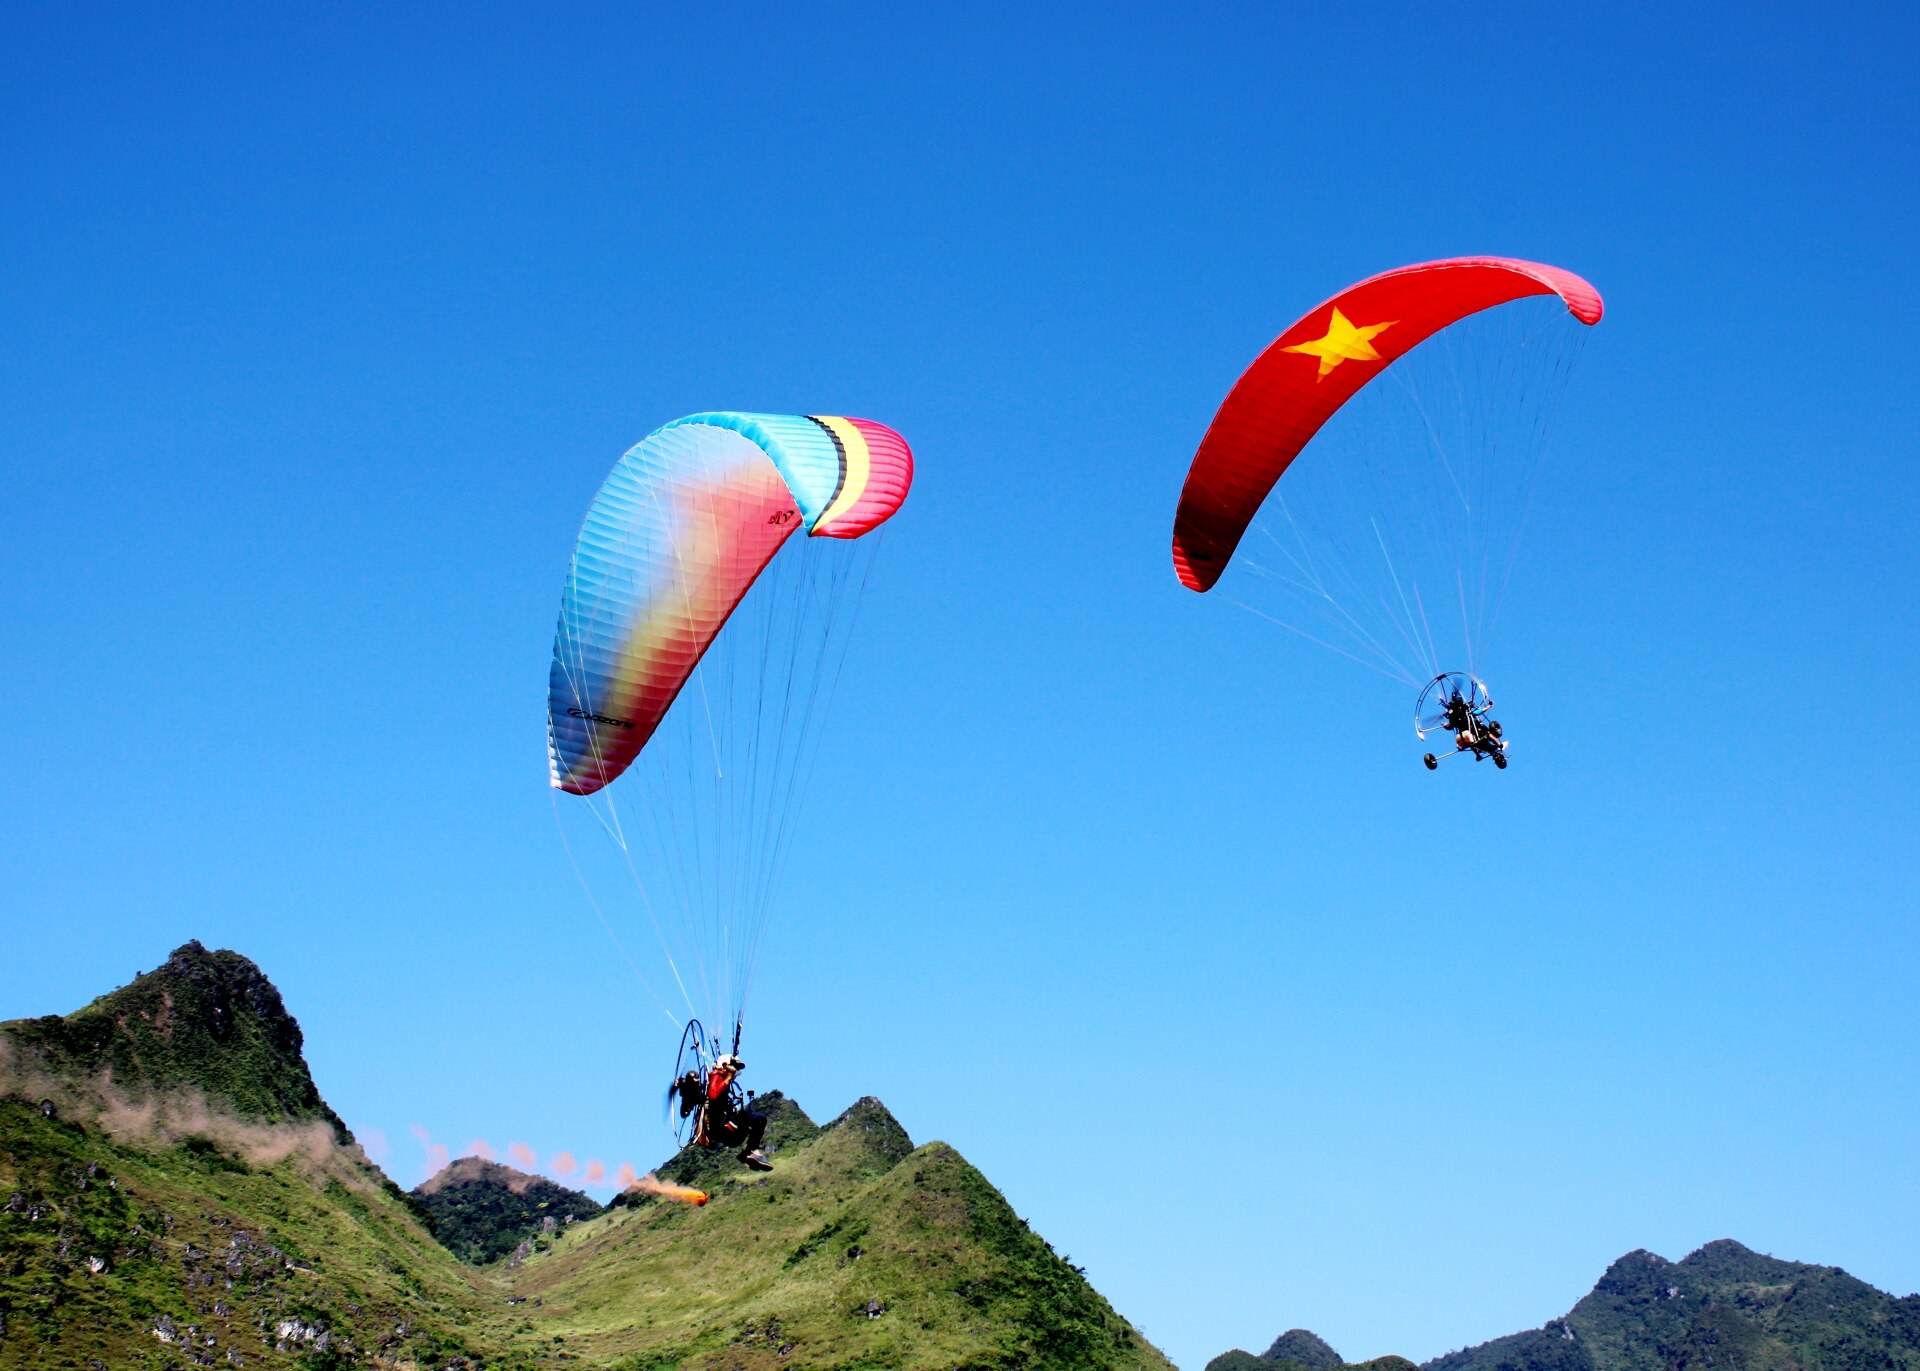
xmin=0 ymin=940 xmax=341 ymax=1137
xmin=821 ymin=1095 xmax=914 ymax=1164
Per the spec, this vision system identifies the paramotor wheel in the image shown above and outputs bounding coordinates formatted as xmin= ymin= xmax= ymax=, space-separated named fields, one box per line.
xmin=1423 ymin=753 xmax=1438 ymax=770
xmin=668 ymin=1018 xmax=711 ymax=1147
xmin=1494 ymin=753 xmax=1508 ymax=770
xmin=1415 ymin=672 xmax=1494 ymax=741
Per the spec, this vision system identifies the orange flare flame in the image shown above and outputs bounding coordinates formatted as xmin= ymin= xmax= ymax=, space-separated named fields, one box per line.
xmin=630 ymin=1172 xmax=708 ymax=1206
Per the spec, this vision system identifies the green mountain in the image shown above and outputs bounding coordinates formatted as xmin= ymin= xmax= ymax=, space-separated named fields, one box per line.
xmin=412 ymin=1158 xmax=602 ymax=1265
xmin=525 ymin=1090 xmax=1163 ymax=1368
xmin=1424 ymin=1241 xmax=1920 ymax=1371
xmin=0 ymin=939 xmax=344 ymax=1135
xmin=1215 ymin=1243 xmax=1920 ymax=1371
xmin=1266 ymin=1330 xmax=1345 ymax=1368
xmin=1203 ymin=1335 xmax=1411 ymax=1371
xmin=0 ymin=943 xmax=1171 ymax=1369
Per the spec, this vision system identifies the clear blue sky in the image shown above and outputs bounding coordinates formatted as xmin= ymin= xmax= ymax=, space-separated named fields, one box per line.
xmin=4 ymin=4 xmax=1917 ymax=1367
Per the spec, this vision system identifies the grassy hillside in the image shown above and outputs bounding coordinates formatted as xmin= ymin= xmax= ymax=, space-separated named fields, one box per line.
xmin=504 ymin=1094 xmax=1172 ymax=1370
xmin=1 ymin=944 xmax=1172 ymax=1370
xmin=0 ymin=1095 xmax=518 ymax=1370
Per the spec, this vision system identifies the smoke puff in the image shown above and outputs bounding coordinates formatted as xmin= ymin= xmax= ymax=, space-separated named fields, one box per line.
xmin=0 ymin=1045 xmax=378 ymax=1194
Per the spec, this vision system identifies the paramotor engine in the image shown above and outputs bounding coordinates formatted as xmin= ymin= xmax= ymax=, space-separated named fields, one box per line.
xmin=1415 ymin=671 xmax=1506 ymax=770
xmin=667 ymin=1018 xmax=736 ymax=1147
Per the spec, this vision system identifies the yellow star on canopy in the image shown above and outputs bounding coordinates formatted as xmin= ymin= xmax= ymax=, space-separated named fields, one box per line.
xmin=1283 ymin=307 xmax=1398 ymax=379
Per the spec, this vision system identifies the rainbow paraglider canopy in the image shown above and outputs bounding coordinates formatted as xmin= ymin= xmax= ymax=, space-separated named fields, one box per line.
xmin=547 ymin=412 xmax=912 ymax=797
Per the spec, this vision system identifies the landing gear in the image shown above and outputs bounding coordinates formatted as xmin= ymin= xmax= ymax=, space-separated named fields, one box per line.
xmin=1414 ymin=672 xmax=1510 ymax=773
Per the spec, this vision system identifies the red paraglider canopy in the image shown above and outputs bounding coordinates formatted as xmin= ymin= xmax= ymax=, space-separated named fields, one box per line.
xmin=1171 ymin=256 xmax=1603 ymax=593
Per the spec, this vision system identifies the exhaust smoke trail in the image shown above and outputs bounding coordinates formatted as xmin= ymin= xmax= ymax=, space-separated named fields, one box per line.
xmin=629 ymin=1173 xmax=708 ymax=1206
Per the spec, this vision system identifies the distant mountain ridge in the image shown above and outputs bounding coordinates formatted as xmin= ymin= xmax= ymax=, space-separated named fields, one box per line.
xmin=1425 ymin=1240 xmax=1920 ymax=1371
xmin=1212 ymin=1241 xmax=1920 ymax=1371
xmin=410 ymin=1156 xmax=601 ymax=1264
xmin=1203 ymin=1327 xmax=1413 ymax=1371
xmin=0 ymin=942 xmax=1171 ymax=1369
xmin=1266 ymin=1329 xmax=1344 ymax=1367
